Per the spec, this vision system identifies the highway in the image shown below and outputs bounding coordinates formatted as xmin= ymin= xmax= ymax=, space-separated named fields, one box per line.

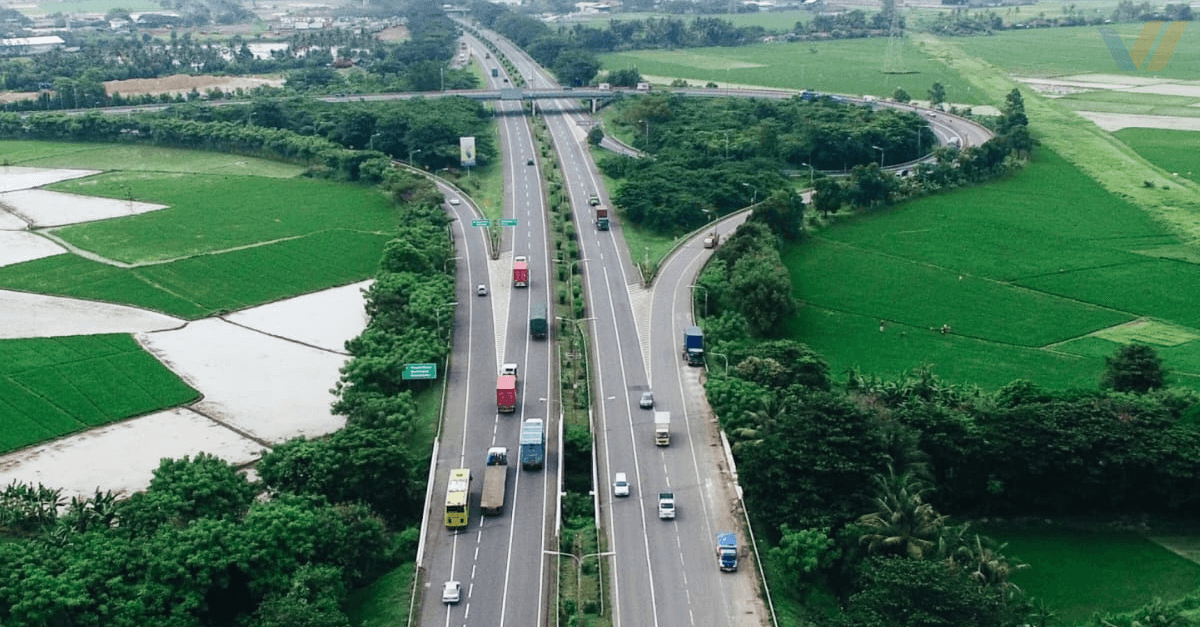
xmin=423 ymin=21 xmax=991 ymax=627
xmin=418 ymin=34 xmax=556 ymax=627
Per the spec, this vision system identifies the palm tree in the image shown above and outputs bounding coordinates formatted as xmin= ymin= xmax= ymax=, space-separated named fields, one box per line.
xmin=858 ymin=466 xmax=946 ymax=559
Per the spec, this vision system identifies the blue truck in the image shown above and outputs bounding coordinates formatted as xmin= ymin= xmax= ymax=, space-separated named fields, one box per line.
xmin=717 ymin=532 xmax=738 ymax=572
xmin=519 ymin=418 xmax=545 ymax=471
xmin=682 ymin=326 xmax=704 ymax=366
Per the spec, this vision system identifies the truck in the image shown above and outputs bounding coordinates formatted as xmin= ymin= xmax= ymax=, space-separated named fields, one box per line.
xmin=654 ymin=411 xmax=671 ymax=446
xmin=519 ymin=418 xmax=545 ymax=470
xmin=682 ymin=326 xmax=704 ymax=366
xmin=636 ymin=81 xmax=651 ymax=92
xmin=480 ymin=447 xmax=508 ymax=516
xmin=594 ymin=205 xmax=609 ymax=231
xmin=658 ymin=492 xmax=675 ymax=519
xmin=703 ymin=231 xmax=720 ymax=248
xmin=497 ymin=375 xmax=517 ymax=413
xmin=529 ymin=302 xmax=548 ymax=339
xmin=513 ymin=256 xmax=528 ymax=288
xmin=491 ymin=67 xmax=499 ymax=77
xmin=717 ymin=532 xmax=738 ymax=572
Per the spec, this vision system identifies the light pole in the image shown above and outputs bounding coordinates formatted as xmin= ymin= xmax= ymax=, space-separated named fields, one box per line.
xmin=710 ymin=351 xmax=729 ymax=375
xmin=435 ymin=301 xmax=458 ymax=342
xmin=871 ymin=144 xmax=885 ymax=167
xmin=369 ymin=132 xmax=380 ymax=152
xmin=689 ymin=284 xmax=709 ymax=318
xmin=800 ymin=162 xmax=814 ymax=186
xmin=557 ymin=317 xmax=596 ymax=404
xmin=443 ymin=256 xmax=461 ymax=274
xmin=544 ymin=550 xmax=616 ymax=621
xmin=555 ymin=257 xmax=588 ymax=317
xmin=741 ymin=182 xmax=757 ymax=204
xmin=408 ymin=148 xmax=422 ymax=165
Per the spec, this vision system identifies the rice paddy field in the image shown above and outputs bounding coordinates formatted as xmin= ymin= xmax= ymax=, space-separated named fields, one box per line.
xmin=1114 ymin=128 xmax=1200 ymax=185
xmin=0 ymin=334 xmax=199 ymax=453
xmin=598 ymin=37 xmax=984 ymax=103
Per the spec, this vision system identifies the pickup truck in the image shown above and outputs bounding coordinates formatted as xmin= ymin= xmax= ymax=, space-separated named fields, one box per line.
xmin=658 ymin=492 xmax=675 ymax=519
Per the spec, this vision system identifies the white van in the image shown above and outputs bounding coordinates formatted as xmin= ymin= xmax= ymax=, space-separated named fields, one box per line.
xmin=613 ymin=472 xmax=630 ymax=497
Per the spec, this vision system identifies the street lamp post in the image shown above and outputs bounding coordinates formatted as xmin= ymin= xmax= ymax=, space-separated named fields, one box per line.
xmin=408 ymin=148 xmax=422 ymax=165
xmin=800 ymin=162 xmax=815 ymax=186
xmin=557 ymin=317 xmax=596 ymax=403
xmin=369 ymin=132 xmax=380 ymax=152
xmin=871 ymin=145 xmax=885 ymax=167
xmin=544 ymin=550 xmax=616 ymax=621
xmin=689 ymin=284 xmax=709 ymax=318
xmin=434 ymin=301 xmax=458 ymax=342
xmin=741 ymin=182 xmax=757 ymax=204
xmin=555 ymin=258 xmax=588 ymax=317
xmin=709 ymin=351 xmax=729 ymax=375
xmin=443 ymin=256 xmax=461 ymax=274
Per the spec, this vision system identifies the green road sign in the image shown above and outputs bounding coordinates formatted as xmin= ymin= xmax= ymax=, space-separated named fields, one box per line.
xmin=472 ymin=219 xmax=491 ymax=227
xmin=403 ymin=363 xmax=437 ymax=380
xmin=500 ymin=218 xmax=519 ymax=227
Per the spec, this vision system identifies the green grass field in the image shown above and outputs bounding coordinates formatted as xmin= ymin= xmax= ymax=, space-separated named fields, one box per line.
xmin=3 ymin=141 xmax=305 ymax=178
xmin=599 ymin=37 xmax=982 ymax=101
xmin=781 ymin=146 xmax=1200 ymax=390
xmin=47 ymin=173 xmax=398 ymax=263
xmin=954 ymin=23 xmax=1200 ymax=80
xmin=982 ymin=525 xmax=1200 ymax=625
xmin=0 ymin=230 xmax=391 ymax=318
xmin=1114 ymin=128 xmax=1200 ymax=185
xmin=0 ymin=334 xmax=199 ymax=453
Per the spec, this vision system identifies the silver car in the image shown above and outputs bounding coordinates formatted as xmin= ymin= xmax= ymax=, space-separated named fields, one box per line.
xmin=639 ymin=391 xmax=654 ymax=409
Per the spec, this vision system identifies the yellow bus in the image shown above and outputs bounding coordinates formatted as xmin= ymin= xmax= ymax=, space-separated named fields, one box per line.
xmin=445 ymin=468 xmax=472 ymax=528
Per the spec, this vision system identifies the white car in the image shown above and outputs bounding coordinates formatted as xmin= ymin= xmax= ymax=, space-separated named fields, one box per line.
xmin=514 ymin=255 xmax=527 ymax=263
xmin=614 ymin=472 xmax=630 ymax=497
xmin=448 ymin=198 xmax=461 ymax=206
xmin=442 ymin=580 xmax=461 ymax=604
xmin=477 ymin=284 xmax=487 ymax=297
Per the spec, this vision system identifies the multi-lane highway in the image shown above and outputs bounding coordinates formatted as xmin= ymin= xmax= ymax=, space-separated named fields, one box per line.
xmin=421 ymin=21 xmax=990 ymax=627
xmin=418 ymin=34 xmax=557 ymax=627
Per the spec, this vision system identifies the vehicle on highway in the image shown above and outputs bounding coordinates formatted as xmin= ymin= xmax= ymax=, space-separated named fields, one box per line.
xmin=513 ymin=257 xmax=529 ymax=287
xmin=717 ymin=532 xmax=738 ymax=572
xmin=480 ymin=447 xmax=509 ymax=516
xmin=520 ymin=419 xmax=546 ymax=470
xmin=639 ymin=391 xmax=654 ymax=409
xmin=442 ymin=581 xmax=461 ymax=604
xmin=658 ymin=492 xmax=675 ymax=519
xmin=526 ymin=158 xmax=534 ymax=165
xmin=445 ymin=468 xmax=472 ymax=528
xmin=477 ymin=284 xmax=487 ymax=297
xmin=654 ymin=411 xmax=671 ymax=446
xmin=449 ymin=198 xmax=461 ymax=205
xmin=613 ymin=472 xmax=630 ymax=497
xmin=530 ymin=302 xmax=548 ymax=339
xmin=682 ymin=326 xmax=705 ymax=366
xmin=497 ymin=373 xmax=517 ymax=413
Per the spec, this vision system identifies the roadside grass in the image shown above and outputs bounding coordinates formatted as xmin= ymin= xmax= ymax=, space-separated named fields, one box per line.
xmin=1114 ymin=128 xmax=1200 ymax=185
xmin=345 ymin=561 xmax=416 ymax=627
xmin=49 ymin=173 xmax=398 ymax=263
xmin=0 ymin=334 xmax=200 ymax=454
xmin=786 ymin=237 xmax=1132 ymax=347
xmin=0 ymin=230 xmax=390 ymax=319
xmin=980 ymin=524 xmax=1200 ymax=625
xmin=598 ymin=37 xmax=980 ymax=101
xmin=951 ymin=23 xmax=1200 ymax=80
xmin=2 ymin=140 xmax=304 ymax=178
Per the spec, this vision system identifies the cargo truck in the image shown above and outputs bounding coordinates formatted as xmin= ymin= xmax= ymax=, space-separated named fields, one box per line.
xmin=654 ymin=411 xmax=670 ymax=446
xmin=497 ymin=375 xmax=517 ymax=413
xmin=513 ymin=257 xmax=528 ymax=287
xmin=530 ymin=302 xmax=548 ymax=339
xmin=519 ymin=419 xmax=545 ymax=470
xmin=682 ymin=326 xmax=704 ymax=366
xmin=480 ymin=447 xmax=508 ymax=516
xmin=658 ymin=492 xmax=675 ymax=519
xmin=595 ymin=205 xmax=609 ymax=231
xmin=703 ymin=231 xmax=720 ymax=248
xmin=717 ymin=532 xmax=738 ymax=571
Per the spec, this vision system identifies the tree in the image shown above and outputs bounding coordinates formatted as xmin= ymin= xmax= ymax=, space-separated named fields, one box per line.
xmin=769 ymin=525 xmax=840 ymax=595
xmin=892 ymin=87 xmax=911 ymax=103
xmin=116 ymin=453 xmax=257 ymax=533
xmin=998 ymin=88 xmax=1028 ymax=135
xmin=252 ymin=565 xmax=351 ymax=627
xmin=1101 ymin=343 xmax=1167 ymax=393
xmin=928 ymin=82 xmax=946 ymax=105
xmin=838 ymin=557 xmax=1023 ymax=627
xmin=747 ymin=189 xmax=805 ymax=241
xmin=587 ymin=125 xmax=604 ymax=145
xmin=812 ymin=177 xmax=844 ymax=216
xmin=729 ymin=251 xmax=797 ymax=337
xmin=553 ymin=48 xmax=600 ymax=87
xmin=858 ymin=466 xmax=946 ymax=559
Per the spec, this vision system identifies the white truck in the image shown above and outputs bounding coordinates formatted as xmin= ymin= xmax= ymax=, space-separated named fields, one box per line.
xmin=658 ymin=492 xmax=675 ymax=519
xmin=654 ymin=411 xmax=670 ymax=446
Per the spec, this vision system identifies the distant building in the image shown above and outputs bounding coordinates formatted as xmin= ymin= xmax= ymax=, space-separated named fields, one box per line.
xmin=0 ymin=35 xmax=65 ymax=56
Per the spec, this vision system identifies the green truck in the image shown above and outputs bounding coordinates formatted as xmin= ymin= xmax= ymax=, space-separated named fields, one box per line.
xmin=530 ymin=302 xmax=548 ymax=340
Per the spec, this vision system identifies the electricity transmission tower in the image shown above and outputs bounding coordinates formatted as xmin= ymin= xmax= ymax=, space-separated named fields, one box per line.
xmin=882 ymin=0 xmax=906 ymax=74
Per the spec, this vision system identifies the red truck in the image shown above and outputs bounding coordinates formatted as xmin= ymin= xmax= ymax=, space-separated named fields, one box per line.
xmin=497 ymin=375 xmax=517 ymax=413
xmin=513 ymin=256 xmax=528 ymax=288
